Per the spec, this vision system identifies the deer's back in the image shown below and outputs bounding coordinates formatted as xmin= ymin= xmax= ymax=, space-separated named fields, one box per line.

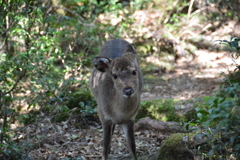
xmin=99 ymin=39 xmax=131 ymax=59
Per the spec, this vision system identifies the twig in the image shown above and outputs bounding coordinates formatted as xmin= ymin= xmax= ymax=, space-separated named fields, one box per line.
xmin=0 ymin=104 xmax=7 ymax=143
xmin=187 ymin=0 xmax=195 ymax=21
xmin=49 ymin=6 xmax=95 ymax=27
xmin=0 ymin=69 xmax=27 ymax=143
xmin=2 ymin=69 xmax=27 ymax=96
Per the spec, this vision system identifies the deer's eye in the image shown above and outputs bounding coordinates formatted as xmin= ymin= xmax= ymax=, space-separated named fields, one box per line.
xmin=132 ymin=70 xmax=137 ymax=75
xmin=112 ymin=74 xmax=118 ymax=79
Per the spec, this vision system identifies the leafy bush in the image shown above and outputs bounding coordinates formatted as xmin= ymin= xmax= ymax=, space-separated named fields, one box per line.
xmin=189 ymin=37 xmax=240 ymax=159
xmin=216 ymin=37 xmax=240 ymax=59
xmin=207 ymin=0 xmax=240 ymax=22
xmin=193 ymin=97 xmax=240 ymax=159
xmin=0 ymin=0 xmax=146 ymax=158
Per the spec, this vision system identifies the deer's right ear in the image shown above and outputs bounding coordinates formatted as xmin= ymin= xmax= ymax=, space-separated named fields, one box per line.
xmin=92 ymin=57 xmax=111 ymax=72
xmin=125 ymin=44 xmax=136 ymax=54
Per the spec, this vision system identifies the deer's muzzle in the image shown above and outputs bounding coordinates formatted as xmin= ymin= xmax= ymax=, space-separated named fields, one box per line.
xmin=123 ymin=87 xmax=134 ymax=98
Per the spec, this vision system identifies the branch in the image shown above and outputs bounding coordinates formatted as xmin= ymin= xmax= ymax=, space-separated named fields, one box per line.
xmin=49 ymin=6 xmax=95 ymax=27
xmin=187 ymin=0 xmax=195 ymax=21
xmin=2 ymin=69 xmax=27 ymax=96
xmin=134 ymin=118 xmax=183 ymax=133
xmin=0 ymin=69 xmax=26 ymax=143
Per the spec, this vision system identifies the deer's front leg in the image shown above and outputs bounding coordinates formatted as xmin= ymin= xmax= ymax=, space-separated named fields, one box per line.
xmin=102 ymin=120 xmax=114 ymax=160
xmin=122 ymin=120 xmax=137 ymax=160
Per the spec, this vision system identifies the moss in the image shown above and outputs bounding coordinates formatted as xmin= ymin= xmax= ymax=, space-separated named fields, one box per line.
xmin=137 ymin=99 xmax=180 ymax=122
xmin=160 ymin=133 xmax=185 ymax=152
xmin=137 ymin=96 xmax=220 ymax=123
xmin=158 ymin=133 xmax=195 ymax=160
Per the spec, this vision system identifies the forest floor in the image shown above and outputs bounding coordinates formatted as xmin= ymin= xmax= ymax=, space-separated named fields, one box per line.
xmin=23 ymin=48 xmax=236 ymax=160
xmin=21 ymin=11 xmax=239 ymax=160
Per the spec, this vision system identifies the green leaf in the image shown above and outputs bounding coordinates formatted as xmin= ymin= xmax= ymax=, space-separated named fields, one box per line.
xmin=197 ymin=113 xmax=202 ymax=120
xmin=198 ymin=109 xmax=209 ymax=115
xmin=207 ymin=149 xmax=214 ymax=156
xmin=219 ymin=97 xmax=226 ymax=103
xmin=213 ymin=98 xmax=219 ymax=105
xmin=5 ymin=109 xmax=13 ymax=115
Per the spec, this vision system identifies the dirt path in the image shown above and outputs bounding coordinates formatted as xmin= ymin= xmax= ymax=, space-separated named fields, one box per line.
xmin=141 ymin=49 xmax=235 ymax=101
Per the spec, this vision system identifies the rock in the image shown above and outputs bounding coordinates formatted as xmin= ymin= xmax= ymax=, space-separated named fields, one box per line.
xmin=157 ymin=132 xmax=207 ymax=160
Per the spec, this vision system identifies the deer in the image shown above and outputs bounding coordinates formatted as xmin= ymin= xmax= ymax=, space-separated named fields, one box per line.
xmin=90 ymin=39 xmax=143 ymax=160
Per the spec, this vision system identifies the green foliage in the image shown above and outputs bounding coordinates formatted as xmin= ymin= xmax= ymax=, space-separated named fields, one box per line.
xmin=183 ymin=96 xmax=215 ymax=123
xmin=65 ymin=87 xmax=97 ymax=117
xmin=186 ymin=38 xmax=240 ymax=159
xmin=0 ymin=138 xmax=22 ymax=160
xmin=207 ymin=0 xmax=240 ymax=21
xmin=215 ymin=37 xmax=240 ymax=59
xmin=192 ymin=97 xmax=240 ymax=159
xmin=0 ymin=0 xmax=146 ymax=158
xmin=138 ymin=99 xmax=181 ymax=122
xmin=16 ymin=113 xmax=37 ymax=124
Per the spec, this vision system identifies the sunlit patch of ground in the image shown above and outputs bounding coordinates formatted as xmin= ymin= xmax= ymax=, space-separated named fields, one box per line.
xmin=142 ymin=49 xmax=236 ymax=101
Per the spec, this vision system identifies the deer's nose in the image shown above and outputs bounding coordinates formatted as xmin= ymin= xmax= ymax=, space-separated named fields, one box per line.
xmin=123 ymin=87 xmax=134 ymax=98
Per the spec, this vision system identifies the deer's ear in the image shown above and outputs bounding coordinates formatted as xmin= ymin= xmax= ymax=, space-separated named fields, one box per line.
xmin=92 ymin=57 xmax=112 ymax=72
xmin=125 ymin=44 xmax=136 ymax=54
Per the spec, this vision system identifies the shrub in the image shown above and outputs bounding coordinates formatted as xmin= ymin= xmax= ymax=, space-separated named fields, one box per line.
xmin=190 ymin=37 xmax=240 ymax=159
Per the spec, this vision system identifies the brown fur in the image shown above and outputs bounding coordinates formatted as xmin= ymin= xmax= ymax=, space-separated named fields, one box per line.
xmin=90 ymin=39 xmax=143 ymax=160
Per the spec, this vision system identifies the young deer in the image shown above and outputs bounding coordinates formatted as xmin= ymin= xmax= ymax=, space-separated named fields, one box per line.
xmin=90 ymin=39 xmax=143 ymax=160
